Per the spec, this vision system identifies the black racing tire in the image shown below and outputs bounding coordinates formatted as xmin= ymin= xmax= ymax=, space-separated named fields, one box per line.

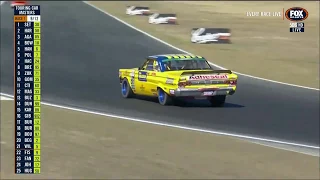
xmin=121 ymin=78 xmax=134 ymax=98
xmin=209 ymin=95 xmax=226 ymax=107
xmin=157 ymin=88 xmax=173 ymax=106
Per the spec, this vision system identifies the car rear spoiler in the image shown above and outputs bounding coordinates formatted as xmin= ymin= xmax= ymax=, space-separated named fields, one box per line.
xmin=212 ymin=70 xmax=232 ymax=74
xmin=180 ymin=69 xmax=232 ymax=75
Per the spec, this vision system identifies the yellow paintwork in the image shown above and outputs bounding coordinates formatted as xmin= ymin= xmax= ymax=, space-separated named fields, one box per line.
xmin=119 ymin=68 xmax=238 ymax=97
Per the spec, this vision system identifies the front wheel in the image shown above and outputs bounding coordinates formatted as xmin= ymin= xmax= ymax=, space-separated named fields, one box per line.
xmin=209 ymin=95 xmax=226 ymax=107
xmin=121 ymin=78 xmax=134 ymax=98
xmin=157 ymin=88 xmax=173 ymax=105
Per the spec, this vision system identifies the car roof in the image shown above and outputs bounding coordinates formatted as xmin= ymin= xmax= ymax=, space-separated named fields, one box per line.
xmin=148 ymin=54 xmax=205 ymax=62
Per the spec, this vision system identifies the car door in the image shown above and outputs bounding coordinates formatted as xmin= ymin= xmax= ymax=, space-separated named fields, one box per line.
xmin=148 ymin=60 xmax=161 ymax=96
xmin=135 ymin=59 xmax=154 ymax=95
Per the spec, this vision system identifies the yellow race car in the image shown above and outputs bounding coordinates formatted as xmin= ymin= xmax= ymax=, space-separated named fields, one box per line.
xmin=119 ymin=54 xmax=238 ymax=106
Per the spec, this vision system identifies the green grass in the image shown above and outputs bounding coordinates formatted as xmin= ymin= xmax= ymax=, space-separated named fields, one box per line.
xmin=89 ymin=1 xmax=319 ymax=88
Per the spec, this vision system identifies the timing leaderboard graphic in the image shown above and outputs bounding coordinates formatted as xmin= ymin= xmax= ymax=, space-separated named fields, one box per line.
xmin=14 ymin=5 xmax=41 ymax=174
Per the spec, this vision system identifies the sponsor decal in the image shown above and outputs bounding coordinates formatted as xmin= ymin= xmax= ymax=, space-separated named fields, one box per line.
xmin=123 ymin=72 xmax=129 ymax=76
xmin=151 ymin=89 xmax=157 ymax=92
xmin=130 ymin=70 xmax=135 ymax=77
xmin=166 ymin=78 xmax=174 ymax=85
xmin=140 ymin=84 xmax=145 ymax=91
xmin=138 ymin=71 xmax=147 ymax=81
xmin=169 ymin=89 xmax=175 ymax=94
xmin=131 ymin=77 xmax=135 ymax=90
xmin=285 ymin=7 xmax=308 ymax=22
xmin=148 ymin=72 xmax=156 ymax=76
xmin=189 ymin=74 xmax=228 ymax=80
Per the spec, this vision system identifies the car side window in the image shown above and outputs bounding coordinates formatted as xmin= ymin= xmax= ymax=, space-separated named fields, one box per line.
xmin=141 ymin=59 xmax=156 ymax=71
xmin=141 ymin=60 xmax=149 ymax=70
xmin=153 ymin=60 xmax=160 ymax=72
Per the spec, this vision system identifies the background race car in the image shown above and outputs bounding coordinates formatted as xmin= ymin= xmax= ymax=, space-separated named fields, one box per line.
xmin=191 ymin=28 xmax=231 ymax=44
xmin=148 ymin=13 xmax=177 ymax=24
xmin=126 ymin=6 xmax=151 ymax=16
xmin=10 ymin=1 xmax=27 ymax=8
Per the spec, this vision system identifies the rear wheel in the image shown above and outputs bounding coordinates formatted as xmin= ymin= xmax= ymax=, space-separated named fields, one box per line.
xmin=121 ymin=78 xmax=134 ymax=98
xmin=158 ymin=88 xmax=173 ymax=105
xmin=209 ymin=95 xmax=226 ymax=107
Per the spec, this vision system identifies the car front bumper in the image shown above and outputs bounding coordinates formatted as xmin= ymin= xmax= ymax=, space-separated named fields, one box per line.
xmin=171 ymin=87 xmax=235 ymax=97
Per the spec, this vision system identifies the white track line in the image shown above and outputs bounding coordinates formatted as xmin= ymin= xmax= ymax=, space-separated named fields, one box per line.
xmin=1 ymin=92 xmax=319 ymax=150
xmin=0 ymin=96 xmax=12 ymax=100
xmin=83 ymin=1 xmax=319 ymax=91
xmin=249 ymin=140 xmax=319 ymax=157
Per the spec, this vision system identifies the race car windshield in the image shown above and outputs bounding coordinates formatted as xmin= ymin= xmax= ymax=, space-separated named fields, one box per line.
xmin=163 ymin=59 xmax=212 ymax=71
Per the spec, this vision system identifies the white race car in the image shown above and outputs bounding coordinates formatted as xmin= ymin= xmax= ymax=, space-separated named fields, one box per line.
xmin=126 ymin=6 xmax=150 ymax=15
xmin=191 ymin=28 xmax=230 ymax=44
xmin=10 ymin=1 xmax=27 ymax=8
xmin=148 ymin=13 xmax=177 ymax=24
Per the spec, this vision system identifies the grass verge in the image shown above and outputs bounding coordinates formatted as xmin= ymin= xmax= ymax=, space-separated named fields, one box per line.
xmin=1 ymin=101 xmax=319 ymax=179
xmin=88 ymin=1 xmax=319 ymax=88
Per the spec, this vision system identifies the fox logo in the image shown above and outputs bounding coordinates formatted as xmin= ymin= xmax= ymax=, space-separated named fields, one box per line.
xmin=285 ymin=7 xmax=309 ymax=21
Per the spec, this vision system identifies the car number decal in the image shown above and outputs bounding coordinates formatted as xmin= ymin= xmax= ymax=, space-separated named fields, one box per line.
xmin=138 ymin=71 xmax=147 ymax=82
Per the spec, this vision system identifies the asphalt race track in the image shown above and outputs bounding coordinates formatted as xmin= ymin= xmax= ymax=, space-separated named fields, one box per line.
xmin=1 ymin=2 xmax=319 ymax=146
